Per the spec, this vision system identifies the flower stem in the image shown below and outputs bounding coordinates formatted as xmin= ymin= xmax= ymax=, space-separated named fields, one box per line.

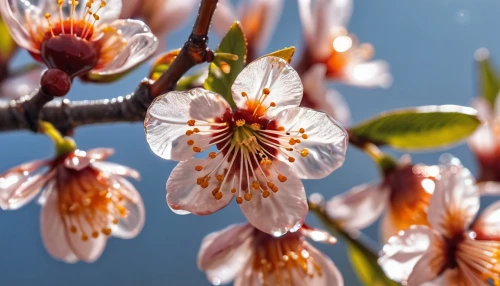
xmin=39 ymin=121 xmax=76 ymax=155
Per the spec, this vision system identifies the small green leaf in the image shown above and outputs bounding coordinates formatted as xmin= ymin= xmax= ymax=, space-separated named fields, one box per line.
xmin=347 ymin=243 xmax=399 ymax=286
xmin=261 ymin=47 xmax=296 ymax=63
xmin=478 ymin=56 xmax=500 ymax=107
xmin=204 ymin=22 xmax=247 ymax=108
xmin=148 ymin=49 xmax=181 ymax=81
xmin=350 ymin=105 xmax=481 ymax=150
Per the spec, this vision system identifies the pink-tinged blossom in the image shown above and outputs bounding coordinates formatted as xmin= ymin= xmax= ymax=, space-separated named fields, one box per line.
xmin=212 ymin=0 xmax=283 ymax=61
xmin=198 ymin=223 xmax=343 ymax=286
xmin=326 ymin=156 xmax=439 ymax=242
xmin=378 ymin=156 xmax=500 ymax=285
xmin=0 ymin=148 xmax=144 ymax=263
xmin=145 ymin=56 xmax=348 ymax=236
xmin=0 ymin=0 xmax=158 ymax=80
xmin=0 ymin=65 xmax=43 ymax=100
xmin=297 ymin=0 xmax=391 ymax=88
xmin=468 ymin=94 xmax=500 ymax=196
xmin=119 ymin=0 xmax=197 ymax=50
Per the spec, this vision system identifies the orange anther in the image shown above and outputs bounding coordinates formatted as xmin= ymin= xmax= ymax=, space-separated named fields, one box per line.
xmin=212 ymin=187 xmax=220 ymax=195
xmin=299 ymin=128 xmax=305 ymax=133
xmin=288 ymin=157 xmax=295 ymax=163
xmin=236 ymin=197 xmax=243 ymax=204
xmin=263 ymin=88 xmax=271 ymax=95
xmin=81 ymin=234 xmax=89 ymax=241
xmin=242 ymin=92 xmax=248 ymax=97
xmin=70 ymin=225 xmax=77 ymax=233
xmin=278 ymin=174 xmax=287 ymax=182
xmin=92 ymin=231 xmax=99 ymax=238
xmin=195 ymin=165 xmax=203 ymax=171
xmin=271 ymin=186 xmax=279 ymax=193
xmin=216 ymin=174 xmax=225 ymax=182
xmin=289 ymin=138 xmax=296 ymax=145
xmin=300 ymin=148 xmax=309 ymax=157
xmin=193 ymin=146 xmax=201 ymax=152
xmin=302 ymin=134 xmax=308 ymax=139
xmin=236 ymin=119 xmax=246 ymax=127
xmin=278 ymin=126 xmax=285 ymax=131
xmin=193 ymin=128 xmax=200 ymax=133
xmin=244 ymin=193 xmax=252 ymax=201
xmin=187 ymin=120 xmax=196 ymax=126
xmin=209 ymin=152 xmax=217 ymax=159
xmin=267 ymin=182 xmax=274 ymax=188
xmin=214 ymin=192 xmax=223 ymax=200
xmin=231 ymin=188 xmax=237 ymax=193
xmin=186 ymin=130 xmax=194 ymax=136
xmin=262 ymin=191 xmax=271 ymax=198
xmin=187 ymin=140 xmax=194 ymax=146
xmin=102 ymin=228 xmax=112 ymax=236
xmin=251 ymin=181 xmax=260 ymax=190
xmin=270 ymin=102 xmax=276 ymax=107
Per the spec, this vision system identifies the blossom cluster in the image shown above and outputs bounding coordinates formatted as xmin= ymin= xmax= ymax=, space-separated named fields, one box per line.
xmin=0 ymin=0 xmax=499 ymax=285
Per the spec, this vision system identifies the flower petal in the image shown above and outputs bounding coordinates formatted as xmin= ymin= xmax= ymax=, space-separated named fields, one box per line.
xmin=0 ymin=0 xmax=38 ymax=52
xmin=109 ymin=176 xmax=145 ymax=239
xmin=378 ymin=225 xmax=435 ymax=283
xmin=427 ymin=156 xmax=479 ymax=237
xmin=86 ymin=148 xmax=115 ymax=161
xmin=0 ymin=66 xmax=43 ymax=100
xmin=471 ymin=200 xmax=500 ymax=240
xmin=166 ymin=158 xmax=234 ymax=215
xmin=1 ymin=172 xmax=53 ymax=210
xmin=301 ymin=64 xmax=351 ymax=126
xmin=232 ymin=56 xmax=303 ymax=118
xmin=305 ymin=241 xmax=344 ymax=286
xmin=90 ymin=19 xmax=158 ymax=77
xmin=92 ymin=161 xmax=141 ymax=180
xmin=380 ymin=212 xmax=399 ymax=243
xmin=343 ymin=60 xmax=392 ymax=88
xmin=300 ymin=225 xmax=337 ymax=244
xmin=406 ymin=240 xmax=447 ymax=286
xmin=41 ymin=181 xmax=107 ymax=263
xmin=148 ymin=0 xmax=198 ymax=36
xmin=273 ymin=107 xmax=348 ymax=179
xmin=64 ymin=149 xmax=93 ymax=171
xmin=83 ymin=0 xmax=121 ymax=25
xmin=198 ymin=223 xmax=254 ymax=285
xmin=239 ymin=161 xmax=307 ymax=236
xmin=477 ymin=181 xmax=500 ymax=196
xmin=145 ymin=88 xmax=231 ymax=161
xmin=239 ymin=0 xmax=283 ymax=54
xmin=212 ymin=0 xmax=237 ymax=38
xmin=326 ymin=183 xmax=389 ymax=230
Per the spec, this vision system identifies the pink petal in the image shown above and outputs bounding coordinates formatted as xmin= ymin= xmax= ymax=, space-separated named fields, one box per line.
xmin=109 ymin=176 xmax=145 ymax=239
xmin=119 ymin=0 xmax=140 ymax=19
xmin=343 ymin=60 xmax=393 ymax=88
xmin=90 ymin=19 xmax=158 ymax=77
xmin=239 ymin=161 xmax=307 ymax=236
xmin=86 ymin=148 xmax=115 ymax=161
xmin=428 ymin=156 xmax=479 ymax=238
xmin=406 ymin=242 xmax=446 ymax=285
xmin=84 ymin=0 xmax=121 ymax=25
xmin=300 ymin=225 xmax=337 ymax=244
xmin=211 ymin=0 xmax=237 ymax=38
xmin=64 ymin=150 xmax=93 ymax=171
xmin=378 ymin=225 xmax=435 ymax=283
xmin=297 ymin=0 xmax=314 ymax=50
xmin=166 ymin=158 xmax=234 ymax=215
xmin=145 ymin=88 xmax=231 ymax=161
xmin=477 ymin=181 xmax=500 ymax=196
xmin=471 ymin=200 xmax=500 ymax=240
xmin=1 ymin=172 xmax=53 ymax=210
xmin=468 ymin=98 xmax=496 ymax=155
xmin=273 ymin=107 xmax=348 ymax=179
xmin=92 ymin=161 xmax=141 ymax=180
xmin=301 ymin=65 xmax=352 ymax=126
xmin=198 ymin=223 xmax=254 ymax=285
xmin=0 ymin=0 xmax=38 ymax=52
xmin=151 ymin=0 xmax=198 ymax=36
xmin=231 ymin=56 xmax=303 ymax=118
xmin=326 ymin=183 xmax=389 ymax=230
xmin=304 ymin=241 xmax=344 ymax=286
xmin=40 ymin=182 xmax=107 ymax=263
xmin=0 ymin=66 xmax=43 ymax=100
xmin=380 ymin=212 xmax=399 ymax=243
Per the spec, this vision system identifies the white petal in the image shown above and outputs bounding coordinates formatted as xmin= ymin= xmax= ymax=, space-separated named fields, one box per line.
xmin=273 ymin=107 xmax=348 ymax=179
xmin=198 ymin=223 xmax=254 ymax=285
xmin=64 ymin=150 xmax=93 ymax=171
xmin=145 ymin=88 xmax=231 ymax=161
xmin=406 ymin=244 xmax=446 ymax=286
xmin=86 ymin=148 xmax=115 ymax=161
xmin=468 ymin=98 xmax=496 ymax=155
xmin=305 ymin=242 xmax=344 ymax=286
xmin=212 ymin=0 xmax=236 ymax=37
xmin=240 ymin=161 xmax=307 ymax=236
xmin=301 ymin=65 xmax=351 ymax=126
xmin=428 ymin=157 xmax=479 ymax=237
xmin=477 ymin=181 xmax=500 ymax=196
xmin=166 ymin=158 xmax=234 ymax=215
xmin=109 ymin=176 xmax=145 ymax=239
xmin=0 ymin=0 xmax=38 ymax=52
xmin=297 ymin=0 xmax=314 ymax=49
xmin=1 ymin=172 xmax=52 ymax=210
xmin=232 ymin=56 xmax=303 ymax=118
xmin=90 ymin=19 xmax=158 ymax=76
xmin=326 ymin=183 xmax=389 ymax=230
xmin=471 ymin=97 xmax=493 ymax=122
xmin=378 ymin=225 xmax=435 ymax=283
xmin=92 ymin=161 xmax=141 ymax=180
xmin=86 ymin=0 xmax=121 ymax=25
xmin=471 ymin=200 xmax=500 ymax=240
xmin=343 ymin=60 xmax=392 ymax=88
xmin=239 ymin=0 xmax=283 ymax=54
xmin=41 ymin=182 xmax=107 ymax=263
xmin=0 ymin=66 xmax=43 ymax=100
xmin=300 ymin=226 xmax=337 ymax=244
xmin=152 ymin=0 xmax=198 ymax=35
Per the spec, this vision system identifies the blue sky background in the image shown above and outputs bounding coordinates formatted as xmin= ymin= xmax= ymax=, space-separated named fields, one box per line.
xmin=1 ymin=0 xmax=499 ymax=285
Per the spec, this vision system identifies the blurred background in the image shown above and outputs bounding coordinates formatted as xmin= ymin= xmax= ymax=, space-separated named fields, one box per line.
xmin=0 ymin=0 xmax=498 ymax=285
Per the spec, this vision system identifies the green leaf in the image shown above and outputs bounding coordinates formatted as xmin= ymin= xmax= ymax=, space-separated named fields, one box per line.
xmin=347 ymin=243 xmax=399 ymax=286
xmin=479 ymin=56 xmax=500 ymax=107
xmin=350 ymin=105 xmax=481 ymax=150
xmin=0 ymin=18 xmax=16 ymax=61
xmin=261 ymin=46 xmax=296 ymax=63
xmin=204 ymin=22 xmax=247 ymax=108
xmin=148 ymin=49 xmax=180 ymax=81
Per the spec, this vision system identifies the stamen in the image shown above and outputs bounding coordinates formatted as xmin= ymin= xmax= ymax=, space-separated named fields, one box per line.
xmin=58 ymin=0 xmax=65 ymax=34
xmin=236 ymin=119 xmax=246 ymax=127
xmin=45 ymin=13 xmax=55 ymax=37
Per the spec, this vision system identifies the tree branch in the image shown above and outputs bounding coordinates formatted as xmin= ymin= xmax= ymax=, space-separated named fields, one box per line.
xmin=0 ymin=0 xmax=218 ymax=133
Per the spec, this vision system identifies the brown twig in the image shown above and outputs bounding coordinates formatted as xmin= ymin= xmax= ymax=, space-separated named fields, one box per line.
xmin=0 ymin=0 xmax=218 ymax=133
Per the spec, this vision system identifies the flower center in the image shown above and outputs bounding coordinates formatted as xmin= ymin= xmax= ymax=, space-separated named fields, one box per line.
xmin=36 ymin=0 xmax=107 ymax=76
xmin=56 ymin=154 xmax=128 ymax=241
xmin=251 ymin=232 xmax=323 ymax=285
xmin=323 ymin=35 xmax=373 ymax=79
xmin=184 ymin=88 xmax=309 ymax=204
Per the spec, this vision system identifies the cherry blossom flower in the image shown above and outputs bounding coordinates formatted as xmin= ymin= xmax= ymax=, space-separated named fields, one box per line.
xmin=0 ymin=65 xmax=43 ymax=100
xmin=301 ymin=64 xmax=351 ymax=126
xmin=297 ymin=0 xmax=391 ymax=87
xmin=119 ymin=0 xmax=197 ymax=51
xmin=326 ymin=156 xmax=440 ymax=242
xmin=0 ymin=0 xmax=158 ymax=81
xmin=378 ymin=156 xmax=500 ymax=285
xmin=212 ymin=0 xmax=283 ymax=61
xmin=198 ymin=223 xmax=343 ymax=286
xmin=0 ymin=145 xmax=144 ymax=263
xmin=145 ymin=56 xmax=348 ymax=236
